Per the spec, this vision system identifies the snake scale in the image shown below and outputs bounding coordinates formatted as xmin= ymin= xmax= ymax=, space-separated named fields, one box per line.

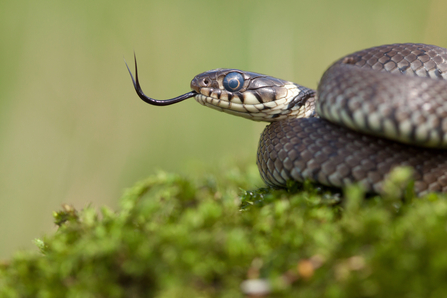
xmin=126 ymin=43 xmax=447 ymax=196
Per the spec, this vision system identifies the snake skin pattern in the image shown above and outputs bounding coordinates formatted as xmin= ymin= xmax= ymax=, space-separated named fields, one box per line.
xmin=257 ymin=44 xmax=447 ymax=195
xmin=258 ymin=118 xmax=447 ymax=195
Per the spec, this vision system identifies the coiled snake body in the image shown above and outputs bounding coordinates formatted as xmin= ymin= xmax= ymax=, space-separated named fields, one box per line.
xmin=126 ymin=43 xmax=447 ymax=195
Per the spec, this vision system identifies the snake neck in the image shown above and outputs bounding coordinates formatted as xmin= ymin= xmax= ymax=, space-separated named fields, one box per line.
xmin=280 ymin=85 xmax=317 ymax=120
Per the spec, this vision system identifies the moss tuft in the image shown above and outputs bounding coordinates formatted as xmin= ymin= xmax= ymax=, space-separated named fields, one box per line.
xmin=1 ymin=168 xmax=447 ymax=297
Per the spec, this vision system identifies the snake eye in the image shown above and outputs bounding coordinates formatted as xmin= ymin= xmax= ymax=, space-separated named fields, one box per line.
xmin=223 ymin=72 xmax=244 ymax=92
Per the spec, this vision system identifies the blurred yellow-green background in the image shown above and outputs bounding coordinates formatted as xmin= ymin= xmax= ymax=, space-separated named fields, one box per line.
xmin=0 ymin=0 xmax=446 ymax=258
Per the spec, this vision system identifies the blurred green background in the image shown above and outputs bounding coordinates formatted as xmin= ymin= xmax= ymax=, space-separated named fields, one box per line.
xmin=0 ymin=0 xmax=446 ymax=258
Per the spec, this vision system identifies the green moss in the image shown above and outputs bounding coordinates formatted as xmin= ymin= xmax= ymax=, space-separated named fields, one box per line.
xmin=1 ymin=167 xmax=447 ymax=297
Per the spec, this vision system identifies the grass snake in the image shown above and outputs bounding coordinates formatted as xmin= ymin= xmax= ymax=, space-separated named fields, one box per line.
xmin=126 ymin=43 xmax=447 ymax=195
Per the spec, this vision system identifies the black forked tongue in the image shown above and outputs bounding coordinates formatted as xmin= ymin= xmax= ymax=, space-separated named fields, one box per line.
xmin=125 ymin=54 xmax=197 ymax=106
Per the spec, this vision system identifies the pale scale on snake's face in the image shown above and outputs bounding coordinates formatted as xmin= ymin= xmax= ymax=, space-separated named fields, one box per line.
xmin=125 ymin=43 xmax=447 ymax=195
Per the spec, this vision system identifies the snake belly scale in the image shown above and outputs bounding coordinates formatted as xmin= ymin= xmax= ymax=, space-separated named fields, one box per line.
xmin=125 ymin=43 xmax=447 ymax=195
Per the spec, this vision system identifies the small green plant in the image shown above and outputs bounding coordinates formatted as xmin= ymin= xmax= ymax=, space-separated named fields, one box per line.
xmin=0 ymin=168 xmax=446 ymax=298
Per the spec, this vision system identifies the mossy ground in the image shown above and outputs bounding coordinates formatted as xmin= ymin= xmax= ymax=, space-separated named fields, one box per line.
xmin=1 ymin=165 xmax=447 ymax=298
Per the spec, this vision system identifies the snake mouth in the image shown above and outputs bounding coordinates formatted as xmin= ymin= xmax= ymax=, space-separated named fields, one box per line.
xmin=125 ymin=54 xmax=197 ymax=106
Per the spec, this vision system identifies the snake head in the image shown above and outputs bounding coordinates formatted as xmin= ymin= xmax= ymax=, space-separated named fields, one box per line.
xmin=126 ymin=56 xmax=315 ymax=121
xmin=190 ymin=69 xmax=316 ymax=121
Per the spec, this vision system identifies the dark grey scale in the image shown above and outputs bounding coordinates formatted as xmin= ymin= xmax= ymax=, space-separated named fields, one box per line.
xmin=415 ymin=51 xmax=429 ymax=61
xmin=383 ymin=61 xmax=397 ymax=72
xmin=378 ymin=54 xmax=391 ymax=64
xmin=405 ymin=53 xmax=417 ymax=63
xmin=391 ymin=53 xmax=404 ymax=63
xmin=423 ymin=59 xmax=437 ymax=71
xmin=410 ymin=59 xmax=424 ymax=70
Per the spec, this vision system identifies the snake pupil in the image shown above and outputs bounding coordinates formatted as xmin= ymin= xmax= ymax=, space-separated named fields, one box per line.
xmin=223 ymin=72 xmax=244 ymax=92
